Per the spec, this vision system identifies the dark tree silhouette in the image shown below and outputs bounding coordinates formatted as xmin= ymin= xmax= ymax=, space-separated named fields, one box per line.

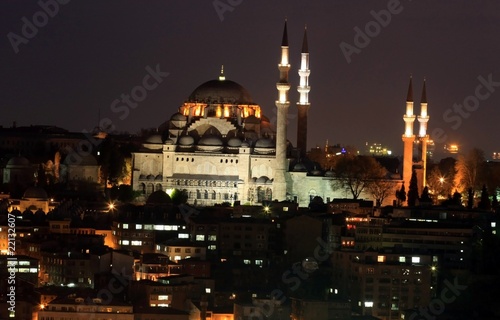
xmin=478 ymin=184 xmax=491 ymax=210
xmin=407 ymin=169 xmax=419 ymax=207
xmin=420 ymin=186 xmax=432 ymax=203
xmin=452 ymin=190 xmax=463 ymax=206
xmin=467 ymin=188 xmax=474 ymax=210
xmin=396 ymin=183 xmax=406 ymax=207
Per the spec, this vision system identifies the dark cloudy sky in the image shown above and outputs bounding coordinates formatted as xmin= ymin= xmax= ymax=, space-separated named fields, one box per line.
xmin=1 ymin=0 xmax=500 ymax=159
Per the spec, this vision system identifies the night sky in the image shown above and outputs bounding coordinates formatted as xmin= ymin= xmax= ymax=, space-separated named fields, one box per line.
xmin=2 ymin=0 xmax=500 ymax=159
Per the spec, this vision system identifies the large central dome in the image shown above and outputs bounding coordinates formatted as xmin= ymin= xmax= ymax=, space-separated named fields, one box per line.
xmin=188 ymin=79 xmax=254 ymax=104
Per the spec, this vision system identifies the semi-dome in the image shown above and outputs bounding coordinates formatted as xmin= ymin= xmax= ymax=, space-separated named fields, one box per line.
xmin=23 ymin=186 xmax=48 ymax=200
xmin=6 ymin=156 xmax=30 ymax=167
xmin=170 ymin=112 xmax=187 ymax=121
xmin=188 ymin=79 xmax=254 ymax=104
xmin=178 ymin=135 xmax=195 ymax=146
xmin=164 ymin=138 xmax=175 ymax=145
xmin=198 ymin=135 xmax=223 ymax=146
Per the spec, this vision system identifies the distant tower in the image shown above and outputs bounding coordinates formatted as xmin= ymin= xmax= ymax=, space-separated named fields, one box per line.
xmin=402 ymin=76 xmax=416 ymax=187
xmin=417 ymin=79 xmax=429 ymax=190
xmin=296 ymin=26 xmax=310 ymax=156
xmin=274 ymin=20 xmax=291 ymax=201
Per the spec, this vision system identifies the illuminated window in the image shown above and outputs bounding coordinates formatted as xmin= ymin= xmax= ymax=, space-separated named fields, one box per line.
xmin=158 ymin=295 xmax=169 ymax=300
xmin=377 ymin=255 xmax=386 ymax=263
xmin=208 ymin=245 xmax=216 ymax=250
xmin=144 ymin=225 xmax=153 ymax=230
xmin=174 ymin=256 xmax=181 ymax=261
xmin=178 ymin=233 xmax=189 ymax=239
xmin=412 ymin=257 xmax=420 ymax=264
xmin=196 ymin=235 xmax=205 ymax=241
xmin=399 ymin=256 xmax=406 ymax=263
xmin=136 ymin=224 xmax=142 ymax=230
xmin=243 ymin=259 xmax=251 ymax=265
xmin=123 ymin=224 xmax=129 ymax=229
xmin=122 ymin=240 xmax=130 ymax=245
xmin=131 ymin=241 xmax=142 ymax=246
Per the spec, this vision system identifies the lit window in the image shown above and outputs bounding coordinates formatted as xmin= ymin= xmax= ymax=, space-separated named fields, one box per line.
xmin=208 ymin=245 xmax=216 ymax=250
xmin=178 ymin=233 xmax=189 ymax=239
xmin=122 ymin=240 xmax=130 ymax=245
xmin=196 ymin=235 xmax=205 ymax=241
xmin=364 ymin=301 xmax=373 ymax=308
xmin=158 ymin=295 xmax=169 ymax=300
xmin=123 ymin=224 xmax=129 ymax=229
xmin=205 ymin=288 xmax=211 ymax=293
xmin=243 ymin=259 xmax=251 ymax=265
xmin=144 ymin=225 xmax=153 ymax=230
xmin=136 ymin=224 xmax=142 ymax=230
xmin=412 ymin=257 xmax=420 ymax=264
xmin=174 ymin=256 xmax=181 ymax=261
xmin=255 ymin=260 xmax=263 ymax=265
xmin=377 ymin=255 xmax=385 ymax=263
xmin=131 ymin=241 xmax=142 ymax=246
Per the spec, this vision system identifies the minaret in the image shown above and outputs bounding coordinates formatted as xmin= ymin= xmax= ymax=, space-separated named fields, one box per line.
xmin=296 ymin=26 xmax=310 ymax=156
xmin=417 ymin=79 xmax=429 ymax=188
xmin=274 ymin=20 xmax=291 ymax=201
xmin=402 ymin=76 xmax=416 ymax=186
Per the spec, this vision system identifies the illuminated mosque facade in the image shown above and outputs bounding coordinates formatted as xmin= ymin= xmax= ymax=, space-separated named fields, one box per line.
xmin=131 ymin=22 xmax=426 ymax=207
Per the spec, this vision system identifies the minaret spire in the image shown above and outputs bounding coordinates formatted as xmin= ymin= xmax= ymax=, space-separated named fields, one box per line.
xmin=274 ymin=19 xmax=291 ymax=201
xmin=296 ymin=25 xmax=311 ymax=156
xmin=417 ymin=78 xmax=430 ymax=189
xmin=402 ymin=75 xmax=416 ymax=189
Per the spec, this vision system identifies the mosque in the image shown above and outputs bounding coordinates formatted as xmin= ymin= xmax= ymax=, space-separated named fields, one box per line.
xmin=131 ymin=22 xmax=429 ymax=208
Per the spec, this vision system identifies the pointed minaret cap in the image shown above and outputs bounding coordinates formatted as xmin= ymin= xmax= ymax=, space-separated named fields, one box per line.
xmin=281 ymin=19 xmax=288 ymax=47
xmin=406 ymin=75 xmax=413 ymax=102
xmin=301 ymin=25 xmax=308 ymax=53
xmin=219 ymin=65 xmax=225 ymax=81
xmin=421 ymin=78 xmax=427 ymax=103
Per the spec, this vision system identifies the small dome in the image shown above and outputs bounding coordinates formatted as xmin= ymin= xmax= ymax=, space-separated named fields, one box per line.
xmin=146 ymin=134 xmax=163 ymax=144
xmin=179 ymin=135 xmax=195 ymax=146
xmin=23 ymin=186 xmax=48 ymax=200
xmin=325 ymin=170 xmax=335 ymax=177
xmin=227 ymin=137 xmax=242 ymax=147
xmin=165 ymin=138 xmax=175 ymax=145
xmin=199 ymin=135 xmax=223 ymax=146
xmin=255 ymin=138 xmax=274 ymax=148
xmin=6 ymin=156 xmax=30 ymax=167
xmin=310 ymin=170 xmax=323 ymax=176
xmin=293 ymin=163 xmax=307 ymax=172
xmin=146 ymin=190 xmax=172 ymax=205
xmin=241 ymin=141 xmax=250 ymax=147
xmin=170 ymin=112 xmax=187 ymax=121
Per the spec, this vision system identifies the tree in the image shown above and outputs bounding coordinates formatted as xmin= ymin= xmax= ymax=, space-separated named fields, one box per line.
xmin=331 ymin=155 xmax=387 ymax=199
xmin=99 ymin=138 xmax=126 ymax=187
xmin=396 ymin=183 xmax=406 ymax=207
xmin=454 ymin=148 xmax=486 ymax=194
xmin=367 ymin=179 xmax=397 ymax=207
xmin=467 ymin=188 xmax=474 ymax=210
xmin=420 ymin=186 xmax=432 ymax=204
xmin=407 ymin=169 xmax=419 ymax=207
xmin=478 ymin=184 xmax=491 ymax=210
xmin=426 ymin=166 xmax=453 ymax=199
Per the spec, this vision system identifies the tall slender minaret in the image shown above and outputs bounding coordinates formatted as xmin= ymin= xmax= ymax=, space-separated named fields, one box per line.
xmin=402 ymin=76 xmax=416 ymax=186
xmin=274 ymin=20 xmax=291 ymax=201
xmin=417 ymin=79 xmax=429 ymax=188
xmin=296 ymin=26 xmax=310 ymax=156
